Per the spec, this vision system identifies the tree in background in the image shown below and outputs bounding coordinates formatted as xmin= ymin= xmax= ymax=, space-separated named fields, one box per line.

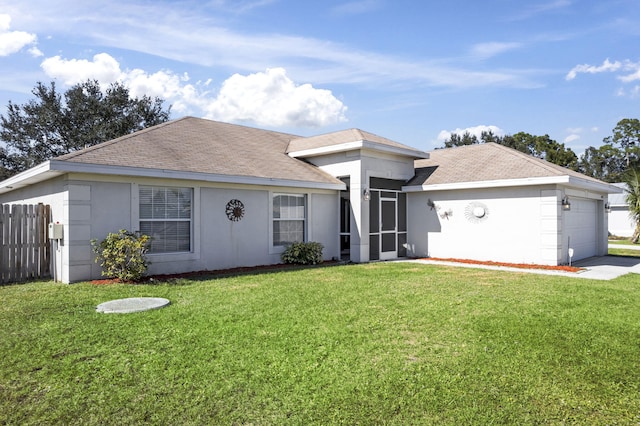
xmin=603 ymin=118 xmax=640 ymax=169
xmin=578 ymin=118 xmax=640 ymax=182
xmin=577 ymin=144 xmax=627 ymax=182
xmin=442 ymin=130 xmax=579 ymax=170
xmin=623 ymin=167 xmax=640 ymax=243
xmin=443 ymin=131 xmax=481 ymax=147
xmin=0 ymin=80 xmax=171 ymax=179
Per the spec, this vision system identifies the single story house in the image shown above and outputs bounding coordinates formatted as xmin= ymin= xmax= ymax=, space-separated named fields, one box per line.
xmin=607 ymin=182 xmax=635 ymax=237
xmin=0 ymin=117 xmax=620 ymax=282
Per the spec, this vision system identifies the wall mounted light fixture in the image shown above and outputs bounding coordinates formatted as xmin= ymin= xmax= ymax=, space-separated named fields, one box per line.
xmin=604 ymin=201 xmax=611 ymax=213
xmin=363 ymin=188 xmax=371 ymax=201
xmin=562 ymin=196 xmax=571 ymax=211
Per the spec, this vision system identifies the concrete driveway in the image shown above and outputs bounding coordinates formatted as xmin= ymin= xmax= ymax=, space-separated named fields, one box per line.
xmin=572 ymin=253 xmax=640 ymax=280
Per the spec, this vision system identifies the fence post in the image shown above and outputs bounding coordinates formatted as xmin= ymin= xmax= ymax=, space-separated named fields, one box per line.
xmin=0 ymin=205 xmax=8 ymax=283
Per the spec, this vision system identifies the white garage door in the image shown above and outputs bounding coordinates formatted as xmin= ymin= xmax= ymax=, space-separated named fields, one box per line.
xmin=565 ymin=198 xmax=598 ymax=261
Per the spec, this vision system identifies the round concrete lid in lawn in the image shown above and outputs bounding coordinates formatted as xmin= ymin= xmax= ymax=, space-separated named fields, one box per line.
xmin=96 ymin=297 xmax=170 ymax=314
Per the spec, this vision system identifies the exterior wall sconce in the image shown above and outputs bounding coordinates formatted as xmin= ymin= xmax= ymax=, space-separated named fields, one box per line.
xmin=363 ymin=188 xmax=371 ymax=201
xmin=605 ymin=201 xmax=611 ymax=213
xmin=561 ymin=196 xmax=571 ymax=211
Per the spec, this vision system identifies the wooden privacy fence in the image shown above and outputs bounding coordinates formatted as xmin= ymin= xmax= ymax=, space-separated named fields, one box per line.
xmin=0 ymin=204 xmax=51 ymax=284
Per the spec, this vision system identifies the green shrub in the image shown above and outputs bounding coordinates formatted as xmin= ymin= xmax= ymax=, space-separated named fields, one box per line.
xmin=281 ymin=241 xmax=324 ymax=265
xmin=91 ymin=230 xmax=151 ymax=281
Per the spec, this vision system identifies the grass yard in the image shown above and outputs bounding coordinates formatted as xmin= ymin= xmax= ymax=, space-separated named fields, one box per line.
xmin=1 ymin=263 xmax=639 ymax=424
xmin=608 ymin=248 xmax=640 ymax=257
xmin=608 ymin=239 xmax=640 ymax=257
xmin=609 ymin=239 xmax=637 ymax=246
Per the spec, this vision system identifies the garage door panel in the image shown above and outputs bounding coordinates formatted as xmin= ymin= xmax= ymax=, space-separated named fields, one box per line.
xmin=565 ymin=198 xmax=597 ymax=260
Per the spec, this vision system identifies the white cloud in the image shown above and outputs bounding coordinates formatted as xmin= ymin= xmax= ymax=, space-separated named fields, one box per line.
xmin=4 ymin=2 xmax=539 ymax=90
xmin=566 ymin=58 xmax=622 ymax=80
xmin=332 ymin=0 xmax=382 ymax=16
xmin=617 ymin=85 xmax=640 ymax=98
xmin=566 ymin=58 xmax=640 ymax=98
xmin=618 ymin=61 xmax=640 ymax=83
xmin=564 ymin=134 xmax=580 ymax=143
xmin=28 ymin=46 xmax=43 ymax=57
xmin=41 ymin=53 xmax=123 ymax=86
xmin=566 ymin=58 xmax=640 ymax=86
xmin=471 ymin=42 xmax=522 ymax=59
xmin=0 ymin=14 xmax=38 ymax=56
xmin=563 ymin=126 xmax=598 ymax=145
xmin=204 ymin=68 xmax=347 ymax=127
xmin=437 ymin=125 xmax=505 ymax=142
xmin=210 ymin=0 xmax=277 ymax=14
xmin=40 ymin=52 xmax=199 ymax=111
xmin=123 ymin=69 xmax=221 ymax=116
xmin=509 ymin=0 xmax=572 ymax=21
xmin=39 ymin=53 xmax=347 ymax=128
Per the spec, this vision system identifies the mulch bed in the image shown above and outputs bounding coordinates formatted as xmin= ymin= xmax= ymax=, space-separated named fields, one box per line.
xmin=423 ymin=257 xmax=582 ymax=273
xmin=90 ymin=258 xmax=582 ymax=285
xmin=90 ymin=261 xmax=340 ymax=285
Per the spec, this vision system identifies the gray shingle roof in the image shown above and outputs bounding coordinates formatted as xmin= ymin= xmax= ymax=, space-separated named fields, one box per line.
xmin=408 ymin=143 xmax=609 ymax=187
xmin=287 ymin=128 xmax=426 ymax=157
xmin=56 ymin=117 xmax=343 ymax=185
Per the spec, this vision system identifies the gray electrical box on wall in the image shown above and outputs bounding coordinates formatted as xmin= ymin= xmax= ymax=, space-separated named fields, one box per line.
xmin=48 ymin=223 xmax=63 ymax=240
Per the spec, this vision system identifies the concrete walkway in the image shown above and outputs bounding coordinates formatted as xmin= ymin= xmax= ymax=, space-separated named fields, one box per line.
xmin=408 ymin=253 xmax=640 ymax=281
xmin=609 ymin=243 xmax=640 ymax=250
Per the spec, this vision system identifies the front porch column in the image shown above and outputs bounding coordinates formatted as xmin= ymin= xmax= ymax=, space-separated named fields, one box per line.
xmin=350 ymin=180 xmax=370 ymax=263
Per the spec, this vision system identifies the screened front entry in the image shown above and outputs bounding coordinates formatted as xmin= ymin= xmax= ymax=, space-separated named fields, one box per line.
xmin=369 ymin=178 xmax=407 ymax=261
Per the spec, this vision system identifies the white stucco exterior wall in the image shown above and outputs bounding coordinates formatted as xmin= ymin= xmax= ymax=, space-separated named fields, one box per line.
xmin=2 ymin=172 xmax=341 ymax=283
xmin=609 ymin=207 xmax=635 ymax=237
xmin=62 ymin=184 xmax=93 ymax=283
xmin=407 ymin=185 xmax=610 ymax=266
xmin=408 ymin=186 xmax=566 ymax=266
xmin=39 ymin=174 xmax=340 ymax=281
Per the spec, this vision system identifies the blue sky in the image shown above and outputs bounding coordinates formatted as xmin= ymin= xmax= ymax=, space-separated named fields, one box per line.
xmin=1 ymin=0 xmax=639 ymax=155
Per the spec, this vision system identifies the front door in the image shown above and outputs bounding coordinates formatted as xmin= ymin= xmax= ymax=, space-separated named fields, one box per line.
xmin=379 ymin=194 xmax=397 ymax=260
xmin=368 ymin=179 xmax=407 ymax=262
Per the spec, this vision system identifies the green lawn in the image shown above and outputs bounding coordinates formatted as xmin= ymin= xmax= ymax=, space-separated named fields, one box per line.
xmin=608 ymin=239 xmax=640 ymax=257
xmin=2 ymin=263 xmax=639 ymax=424
xmin=608 ymin=239 xmax=639 ymax=246
xmin=608 ymin=248 xmax=640 ymax=257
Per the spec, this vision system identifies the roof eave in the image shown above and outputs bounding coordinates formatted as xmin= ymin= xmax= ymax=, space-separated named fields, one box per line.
xmin=403 ymin=175 xmax=620 ymax=193
xmin=1 ymin=160 xmax=345 ymax=192
xmin=565 ymin=176 xmax=623 ymax=194
xmin=0 ymin=161 xmax=66 ymax=195
xmin=289 ymin=140 xmax=429 ymax=160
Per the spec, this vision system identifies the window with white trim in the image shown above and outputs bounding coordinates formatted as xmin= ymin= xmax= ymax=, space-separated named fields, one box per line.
xmin=273 ymin=193 xmax=306 ymax=246
xmin=139 ymin=186 xmax=192 ymax=253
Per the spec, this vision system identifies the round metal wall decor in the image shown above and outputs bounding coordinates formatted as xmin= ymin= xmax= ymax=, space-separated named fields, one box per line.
xmin=225 ymin=199 xmax=245 ymax=221
xmin=464 ymin=201 xmax=489 ymax=224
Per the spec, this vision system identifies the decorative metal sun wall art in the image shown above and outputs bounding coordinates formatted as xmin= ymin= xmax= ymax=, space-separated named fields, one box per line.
xmin=225 ymin=199 xmax=245 ymax=221
xmin=464 ymin=201 xmax=489 ymax=224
